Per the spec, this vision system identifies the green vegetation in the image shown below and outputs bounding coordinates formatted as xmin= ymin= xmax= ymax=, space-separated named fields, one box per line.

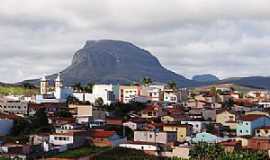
xmin=190 ymin=142 xmax=268 ymax=160
xmin=0 ymin=157 xmax=11 ymax=160
xmin=167 ymin=80 xmax=177 ymax=90
xmin=50 ymin=146 xmax=109 ymax=158
xmin=106 ymin=102 xmax=146 ymax=118
xmin=72 ymin=82 xmax=94 ymax=93
xmin=11 ymin=108 xmax=52 ymax=137
xmin=142 ymin=77 xmax=153 ymax=86
xmin=95 ymin=147 xmax=186 ymax=160
xmin=95 ymin=97 xmax=104 ymax=107
xmin=0 ymin=85 xmax=38 ymax=95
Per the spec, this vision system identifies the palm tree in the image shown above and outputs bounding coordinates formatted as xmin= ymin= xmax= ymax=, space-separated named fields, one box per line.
xmin=167 ymin=80 xmax=177 ymax=90
xmin=142 ymin=77 xmax=152 ymax=86
xmin=72 ymin=82 xmax=82 ymax=92
xmin=84 ymin=82 xmax=94 ymax=93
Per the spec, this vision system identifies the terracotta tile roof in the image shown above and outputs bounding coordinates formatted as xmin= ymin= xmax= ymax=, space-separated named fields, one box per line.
xmin=142 ymin=104 xmax=161 ymax=112
xmin=239 ymin=114 xmax=269 ymax=121
xmin=216 ymin=109 xmax=234 ymax=115
xmin=0 ymin=113 xmax=20 ymax=120
xmin=163 ymin=123 xmax=192 ymax=128
xmin=29 ymin=102 xmax=66 ymax=109
xmin=256 ymin=126 xmax=270 ymax=130
xmin=90 ymin=130 xmax=116 ymax=138
xmin=219 ymin=140 xmax=240 ymax=146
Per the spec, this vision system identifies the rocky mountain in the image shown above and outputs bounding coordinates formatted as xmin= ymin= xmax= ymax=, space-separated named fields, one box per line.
xmin=23 ymin=40 xmax=202 ymax=87
xmin=192 ymin=74 xmax=219 ymax=83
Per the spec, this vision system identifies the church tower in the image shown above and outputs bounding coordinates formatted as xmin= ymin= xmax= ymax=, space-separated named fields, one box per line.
xmin=55 ymin=73 xmax=63 ymax=99
xmin=40 ymin=76 xmax=48 ymax=95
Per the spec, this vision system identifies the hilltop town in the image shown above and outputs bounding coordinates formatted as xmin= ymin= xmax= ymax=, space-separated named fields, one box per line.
xmin=0 ymin=74 xmax=270 ymax=159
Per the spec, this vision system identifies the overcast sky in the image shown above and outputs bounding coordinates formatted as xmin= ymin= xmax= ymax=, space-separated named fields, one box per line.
xmin=1 ymin=0 xmax=270 ymax=83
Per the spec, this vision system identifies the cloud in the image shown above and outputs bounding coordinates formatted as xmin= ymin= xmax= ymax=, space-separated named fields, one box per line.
xmin=0 ymin=0 xmax=270 ymax=82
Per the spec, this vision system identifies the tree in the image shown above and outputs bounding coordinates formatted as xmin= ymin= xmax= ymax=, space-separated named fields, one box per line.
xmin=142 ymin=77 xmax=152 ymax=86
xmin=206 ymin=123 xmax=215 ymax=134
xmin=223 ymin=98 xmax=234 ymax=109
xmin=67 ymin=95 xmax=80 ymax=104
xmin=55 ymin=109 xmax=72 ymax=117
xmin=167 ymin=80 xmax=177 ymax=90
xmin=32 ymin=108 xmax=49 ymax=129
xmin=210 ymin=87 xmax=217 ymax=96
xmin=72 ymin=82 xmax=83 ymax=92
xmin=11 ymin=118 xmax=31 ymax=136
xmin=84 ymin=82 xmax=94 ymax=93
xmin=190 ymin=142 xmax=224 ymax=160
xmin=95 ymin=97 xmax=104 ymax=107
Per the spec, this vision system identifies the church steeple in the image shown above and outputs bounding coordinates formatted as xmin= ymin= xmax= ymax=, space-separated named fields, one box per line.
xmin=55 ymin=73 xmax=63 ymax=89
xmin=40 ymin=76 xmax=48 ymax=95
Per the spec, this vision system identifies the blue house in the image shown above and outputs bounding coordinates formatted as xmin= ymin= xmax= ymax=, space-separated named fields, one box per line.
xmin=236 ymin=115 xmax=270 ymax=136
xmin=192 ymin=132 xmax=225 ymax=143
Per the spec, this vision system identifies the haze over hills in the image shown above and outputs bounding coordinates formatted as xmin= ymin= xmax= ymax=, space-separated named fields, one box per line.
xmin=192 ymin=74 xmax=219 ymax=83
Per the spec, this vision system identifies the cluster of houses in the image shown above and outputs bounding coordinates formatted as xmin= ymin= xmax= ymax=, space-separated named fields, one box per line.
xmin=1 ymin=75 xmax=270 ymax=159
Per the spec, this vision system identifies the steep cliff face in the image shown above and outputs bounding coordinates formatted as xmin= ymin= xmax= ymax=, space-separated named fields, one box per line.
xmin=59 ymin=40 xmax=199 ymax=87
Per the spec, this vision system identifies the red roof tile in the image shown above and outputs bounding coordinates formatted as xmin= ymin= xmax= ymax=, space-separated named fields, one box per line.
xmin=239 ymin=114 xmax=269 ymax=121
xmin=91 ymin=130 xmax=116 ymax=138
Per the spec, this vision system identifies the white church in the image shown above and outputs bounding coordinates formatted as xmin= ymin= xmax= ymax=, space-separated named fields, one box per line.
xmin=36 ymin=73 xmax=72 ymax=103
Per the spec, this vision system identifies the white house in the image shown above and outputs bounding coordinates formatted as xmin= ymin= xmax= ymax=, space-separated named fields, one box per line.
xmin=0 ymin=97 xmax=29 ymax=115
xmin=163 ymin=89 xmax=178 ymax=103
xmin=181 ymin=120 xmax=205 ymax=134
xmin=134 ymin=131 xmax=177 ymax=144
xmin=72 ymin=84 xmax=118 ymax=105
xmin=49 ymin=130 xmax=87 ymax=148
xmin=92 ymin=84 xmax=117 ymax=105
xmin=259 ymin=101 xmax=270 ymax=108
xmin=119 ymin=142 xmax=159 ymax=151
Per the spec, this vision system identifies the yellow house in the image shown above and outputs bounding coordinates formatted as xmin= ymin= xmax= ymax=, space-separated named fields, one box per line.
xmin=163 ymin=124 xmax=192 ymax=142
xmin=161 ymin=115 xmax=175 ymax=123
xmin=216 ymin=109 xmax=237 ymax=129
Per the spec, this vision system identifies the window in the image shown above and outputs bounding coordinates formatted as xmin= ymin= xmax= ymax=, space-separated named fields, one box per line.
xmin=246 ymin=130 xmax=248 ymax=133
xmin=240 ymin=130 xmax=242 ymax=133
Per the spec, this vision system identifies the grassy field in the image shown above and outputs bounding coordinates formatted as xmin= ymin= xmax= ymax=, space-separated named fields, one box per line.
xmin=49 ymin=146 xmax=109 ymax=159
xmin=0 ymin=85 xmax=39 ymax=96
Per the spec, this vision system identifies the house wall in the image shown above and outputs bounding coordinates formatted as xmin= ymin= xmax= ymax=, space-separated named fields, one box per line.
xmin=0 ymin=99 xmax=28 ymax=115
xmin=0 ymin=119 xmax=13 ymax=136
xmin=119 ymin=86 xmax=141 ymax=103
xmin=255 ymin=128 xmax=270 ymax=137
xmin=181 ymin=121 xmax=203 ymax=133
xmin=161 ymin=146 xmax=190 ymax=159
xmin=237 ymin=117 xmax=270 ymax=136
xmin=163 ymin=126 xmax=189 ymax=142
xmin=248 ymin=138 xmax=270 ymax=150
xmin=216 ymin=111 xmax=235 ymax=126
xmin=134 ymin=131 xmax=176 ymax=144
xmin=119 ymin=143 xmax=158 ymax=151
xmin=49 ymin=135 xmax=73 ymax=146
xmin=92 ymin=84 xmax=116 ymax=105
